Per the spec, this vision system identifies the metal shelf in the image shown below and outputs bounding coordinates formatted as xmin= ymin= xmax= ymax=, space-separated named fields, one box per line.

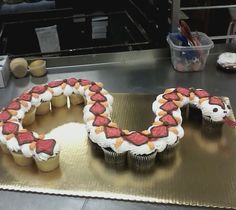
xmin=181 ymin=4 xmax=236 ymax=11
xmin=170 ymin=0 xmax=236 ymax=41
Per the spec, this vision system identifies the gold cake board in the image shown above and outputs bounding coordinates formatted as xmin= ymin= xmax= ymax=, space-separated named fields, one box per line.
xmin=0 ymin=94 xmax=236 ymax=209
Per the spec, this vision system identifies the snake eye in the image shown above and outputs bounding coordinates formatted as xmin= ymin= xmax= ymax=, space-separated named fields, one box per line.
xmin=213 ymin=108 xmax=218 ymax=112
xmin=227 ymin=105 xmax=231 ymax=109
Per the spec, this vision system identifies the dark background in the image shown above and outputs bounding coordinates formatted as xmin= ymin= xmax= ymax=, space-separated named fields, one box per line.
xmin=0 ymin=0 xmax=234 ymax=57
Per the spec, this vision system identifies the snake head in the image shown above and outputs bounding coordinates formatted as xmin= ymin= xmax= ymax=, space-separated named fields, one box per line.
xmin=201 ymin=100 xmax=230 ymax=122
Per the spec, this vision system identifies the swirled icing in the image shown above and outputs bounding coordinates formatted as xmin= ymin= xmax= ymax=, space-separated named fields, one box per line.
xmin=40 ymin=90 xmax=53 ymax=102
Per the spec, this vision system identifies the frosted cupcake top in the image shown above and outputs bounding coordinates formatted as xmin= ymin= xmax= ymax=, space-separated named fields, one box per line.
xmin=0 ymin=78 xmax=233 ymax=157
xmin=217 ymin=52 xmax=236 ymax=65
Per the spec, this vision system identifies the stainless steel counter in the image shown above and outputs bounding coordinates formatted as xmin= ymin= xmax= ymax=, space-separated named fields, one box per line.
xmin=0 ymin=45 xmax=235 ymax=210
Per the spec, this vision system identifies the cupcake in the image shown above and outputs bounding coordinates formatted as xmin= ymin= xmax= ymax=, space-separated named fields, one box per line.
xmin=217 ymin=52 xmax=236 ymax=73
xmin=86 ymin=114 xmax=111 ymax=132
xmin=89 ymin=125 xmax=128 ymax=165
xmin=77 ymin=79 xmax=93 ymax=95
xmin=83 ymin=101 xmax=111 ymax=122
xmin=11 ymin=130 xmax=39 ymax=166
xmin=0 ymin=121 xmax=22 ymax=154
xmin=33 ymin=138 xmax=60 ymax=172
xmin=200 ymin=96 xmax=230 ymax=135
xmin=31 ymin=85 xmax=52 ymax=115
xmin=48 ymin=80 xmax=67 ymax=108
xmin=19 ymin=93 xmax=36 ymax=126
xmin=124 ymin=130 xmax=157 ymax=171
xmin=64 ymin=78 xmax=84 ymax=106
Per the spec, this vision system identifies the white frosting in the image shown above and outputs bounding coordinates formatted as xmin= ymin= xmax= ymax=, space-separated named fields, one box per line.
xmin=51 ymin=86 xmax=63 ymax=96
xmin=31 ymin=96 xmax=41 ymax=107
xmin=19 ymin=131 xmax=39 ymax=157
xmin=72 ymin=86 xmax=80 ymax=95
xmin=190 ymin=89 xmax=204 ymax=107
xmin=89 ymin=128 xmax=129 ymax=154
xmin=0 ymin=121 xmax=23 ymax=146
xmin=129 ymin=144 xmax=155 ymax=155
xmin=110 ymin=140 xmax=130 ymax=153
xmin=161 ymin=132 xmax=178 ymax=146
xmin=217 ymin=52 xmax=236 ymax=65
xmin=77 ymin=85 xmax=86 ymax=95
xmin=175 ymin=125 xmax=184 ymax=139
xmin=106 ymin=94 xmax=114 ymax=105
xmin=200 ymin=100 xmax=230 ymax=122
xmin=34 ymin=143 xmax=60 ymax=161
xmin=63 ymin=85 xmax=73 ymax=96
xmin=40 ymin=90 xmax=53 ymax=102
xmin=14 ymin=109 xmax=25 ymax=120
xmin=6 ymin=136 xmax=21 ymax=152
xmin=21 ymin=144 xmax=35 ymax=157
xmin=0 ymin=127 xmax=6 ymax=144
xmin=153 ymin=139 xmax=167 ymax=153
xmin=20 ymin=101 xmax=32 ymax=112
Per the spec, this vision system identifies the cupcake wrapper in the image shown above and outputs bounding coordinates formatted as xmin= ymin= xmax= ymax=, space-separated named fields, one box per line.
xmin=166 ymin=139 xmax=179 ymax=150
xmin=51 ymin=95 xmax=67 ymax=108
xmin=157 ymin=146 xmax=177 ymax=162
xmin=181 ymin=105 xmax=189 ymax=120
xmin=201 ymin=117 xmax=223 ymax=138
xmin=188 ymin=104 xmax=202 ymax=121
xmin=35 ymin=154 xmax=60 ymax=172
xmin=89 ymin=141 xmax=104 ymax=157
xmin=128 ymin=151 xmax=157 ymax=171
xmin=69 ymin=94 xmax=84 ymax=106
xmin=11 ymin=151 xmax=34 ymax=166
xmin=36 ymin=101 xmax=50 ymax=115
xmin=22 ymin=106 xmax=36 ymax=126
xmin=0 ymin=143 xmax=11 ymax=154
xmin=102 ymin=148 xmax=127 ymax=165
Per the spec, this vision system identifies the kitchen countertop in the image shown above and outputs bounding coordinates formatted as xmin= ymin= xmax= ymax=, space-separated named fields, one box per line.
xmin=0 ymin=44 xmax=235 ymax=210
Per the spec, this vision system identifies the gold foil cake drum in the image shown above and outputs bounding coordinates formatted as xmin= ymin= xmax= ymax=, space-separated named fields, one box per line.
xmin=0 ymin=90 xmax=236 ymax=209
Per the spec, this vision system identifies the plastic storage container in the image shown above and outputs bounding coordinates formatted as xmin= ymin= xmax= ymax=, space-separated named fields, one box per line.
xmin=167 ymin=32 xmax=214 ymax=72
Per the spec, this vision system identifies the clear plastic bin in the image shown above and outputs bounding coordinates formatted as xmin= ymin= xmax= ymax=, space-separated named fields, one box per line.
xmin=167 ymin=32 xmax=214 ymax=72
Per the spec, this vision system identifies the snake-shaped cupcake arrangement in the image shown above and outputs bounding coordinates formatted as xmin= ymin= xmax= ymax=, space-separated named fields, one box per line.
xmin=0 ymin=78 xmax=235 ymax=172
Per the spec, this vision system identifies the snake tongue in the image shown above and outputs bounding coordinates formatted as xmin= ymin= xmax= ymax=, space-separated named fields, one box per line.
xmin=224 ymin=116 xmax=236 ymax=128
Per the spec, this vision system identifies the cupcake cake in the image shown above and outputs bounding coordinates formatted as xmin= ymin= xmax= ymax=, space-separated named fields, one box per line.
xmin=0 ymin=78 xmax=234 ymax=172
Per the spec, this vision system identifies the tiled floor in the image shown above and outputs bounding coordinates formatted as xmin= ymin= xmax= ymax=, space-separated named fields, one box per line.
xmin=0 ymin=191 xmax=211 ymax=210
